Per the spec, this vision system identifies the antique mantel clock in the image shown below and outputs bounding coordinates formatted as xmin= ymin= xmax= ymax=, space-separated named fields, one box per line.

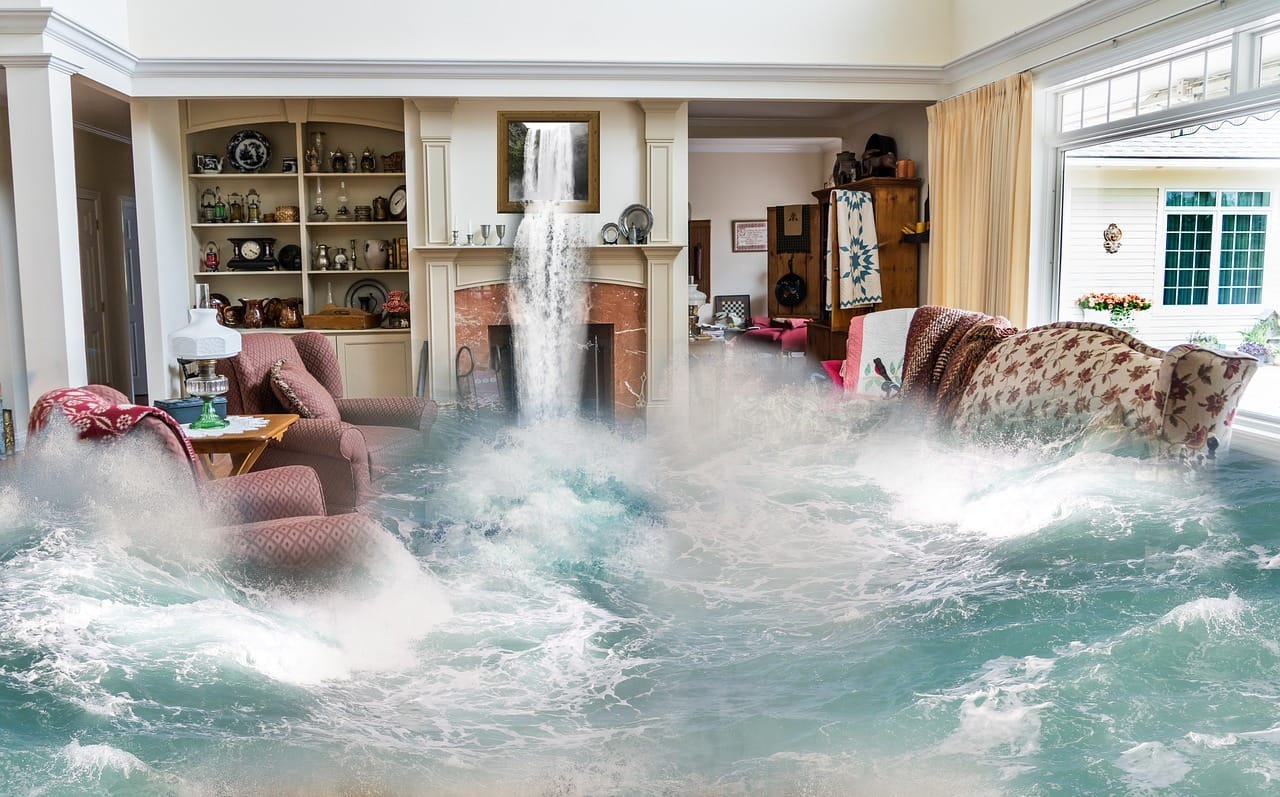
xmin=226 ymin=237 xmax=278 ymax=271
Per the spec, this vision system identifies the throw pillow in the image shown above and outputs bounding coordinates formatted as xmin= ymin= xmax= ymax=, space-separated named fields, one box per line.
xmin=268 ymin=357 xmax=340 ymax=420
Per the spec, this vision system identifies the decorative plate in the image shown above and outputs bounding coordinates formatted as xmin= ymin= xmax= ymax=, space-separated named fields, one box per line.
xmin=618 ymin=203 xmax=653 ymax=243
xmin=344 ymin=278 xmax=388 ymax=314
xmin=600 ymin=222 xmax=621 ymax=245
xmin=277 ymin=244 xmax=302 ymax=271
xmin=226 ymin=129 xmax=271 ymax=173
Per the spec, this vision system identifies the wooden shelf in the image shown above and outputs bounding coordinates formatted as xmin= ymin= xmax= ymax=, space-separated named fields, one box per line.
xmin=901 ymin=231 xmax=930 ymax=244
xmin=303 ymin=172 xmax=405 ymax=178
xmin=306 ymin=221 xmax=407 ymax=226
xmin=195 ymin=270 xmax=300 ymax=277
xmin=188 ymin=172 xmax=298 ymax=180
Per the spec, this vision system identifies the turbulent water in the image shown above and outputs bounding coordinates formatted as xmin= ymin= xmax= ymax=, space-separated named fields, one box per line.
xmin=5 ymin=360 xmax=1280 ymax=795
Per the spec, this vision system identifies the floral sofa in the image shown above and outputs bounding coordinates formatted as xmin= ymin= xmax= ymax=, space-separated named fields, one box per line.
xmin=950 ymin=321 xmax=1257 ymax=460
xmin=828 ymin=307 xmax=1259 ymax=462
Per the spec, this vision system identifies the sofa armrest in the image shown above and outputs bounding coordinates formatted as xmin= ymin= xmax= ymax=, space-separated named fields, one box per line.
xmin=1156 ymin=344 xmax=1259 ymax=456
xmin=336 ymin=396 xmax=437 ymax=431
xmin=201 ymin=464 xmax=327 ymax=524
xmin=225 ymin=512 xmax=380 ymax=572
xmin=272 ymin=418 xmax=369 ymax=461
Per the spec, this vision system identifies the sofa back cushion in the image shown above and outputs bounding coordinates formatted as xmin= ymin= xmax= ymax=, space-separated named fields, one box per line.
xmin=952 ymin=323 xmax=1166 ymax=441
xmin=950 ymin=322 xmax=1258 ymax=458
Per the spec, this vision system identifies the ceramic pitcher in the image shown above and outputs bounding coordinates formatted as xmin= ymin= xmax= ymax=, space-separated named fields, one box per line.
xmin=363 ymin=239 xmax=389 ymax=269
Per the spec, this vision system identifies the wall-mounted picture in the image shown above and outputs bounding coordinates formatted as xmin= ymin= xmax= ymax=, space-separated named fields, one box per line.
xmin=732 ymin=219 xmax=768 ymax=252
xmin=497 ymin=111 xmax=600 ymax=213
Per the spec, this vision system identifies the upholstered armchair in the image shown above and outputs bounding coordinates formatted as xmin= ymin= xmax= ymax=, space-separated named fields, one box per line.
xmin=216 ymin=331 xmax=436 ymax=514
xmin=28 ymin=385 xmax=377 ymax=572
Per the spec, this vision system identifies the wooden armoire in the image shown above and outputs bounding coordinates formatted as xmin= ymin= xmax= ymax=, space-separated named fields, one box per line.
xmin=805 ymin=177 xmax=922 ymax=362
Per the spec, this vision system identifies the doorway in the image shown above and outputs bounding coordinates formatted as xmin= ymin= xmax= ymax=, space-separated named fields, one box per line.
xmin=689 ymin=219 xmax=711 ymax=300
xmin=77 ymin=191 xmax=110 ymax=386
xmin=120 ymin=198 xmax=147 ymax=403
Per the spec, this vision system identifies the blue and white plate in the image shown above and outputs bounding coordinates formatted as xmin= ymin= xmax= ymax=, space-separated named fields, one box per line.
xmin=226 ymin=129 xmax=271 ymax=173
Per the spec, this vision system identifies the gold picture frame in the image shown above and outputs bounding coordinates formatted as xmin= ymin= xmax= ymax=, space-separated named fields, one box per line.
xmin=497 ymin=111 xmax=600 ymax=213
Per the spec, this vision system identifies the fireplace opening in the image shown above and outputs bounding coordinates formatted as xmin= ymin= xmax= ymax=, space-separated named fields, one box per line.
xmin=487 ymin=324 xmax=615 ymax=423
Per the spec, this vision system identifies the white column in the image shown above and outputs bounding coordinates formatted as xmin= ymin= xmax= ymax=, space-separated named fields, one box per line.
xmin=129 ymin=98 xmax=190 ymax=399
xmin=4 ymin=56 xmax=86 ymax=399
xmin=414 ymin=98 xmax=457 ymax=247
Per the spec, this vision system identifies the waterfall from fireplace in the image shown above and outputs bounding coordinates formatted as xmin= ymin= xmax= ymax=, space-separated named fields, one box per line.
xmin=508 ymin=123 xmax=588 ymax=422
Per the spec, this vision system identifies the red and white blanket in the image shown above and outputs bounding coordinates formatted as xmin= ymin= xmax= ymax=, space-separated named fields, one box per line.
xmin=28 ymin=387 xmax=197 ymax=464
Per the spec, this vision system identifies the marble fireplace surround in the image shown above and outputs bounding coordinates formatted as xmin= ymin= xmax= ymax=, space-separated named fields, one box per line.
xmin=409 ymin=245 xmax=684 ymax=416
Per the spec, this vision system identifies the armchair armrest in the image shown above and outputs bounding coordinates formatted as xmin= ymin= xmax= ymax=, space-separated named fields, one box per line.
xmin=336 ymin=396 xmax=437 ymax=431
xmin=271 ymin=418 xmax=369 ymax=461
xmin=225 ymin=512 xmax=380 ymax=572
xmin=201 ymin=464 xmax=326 ymax=524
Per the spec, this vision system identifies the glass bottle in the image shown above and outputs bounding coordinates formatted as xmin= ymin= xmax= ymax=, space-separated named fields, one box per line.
xmin=336 ymin=180 xmax=349 ymax=220
xmin=246 ymin=188 xmax=260 ymax=223
xmin=200 ymin=187 xmax=216 ymax=224
xmin=213 ymin=187 xmax=227 ymax=223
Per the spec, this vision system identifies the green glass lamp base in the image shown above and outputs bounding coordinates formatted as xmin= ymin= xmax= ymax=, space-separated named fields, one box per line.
xmin=189 ymin=397 xmax=229 ymax=430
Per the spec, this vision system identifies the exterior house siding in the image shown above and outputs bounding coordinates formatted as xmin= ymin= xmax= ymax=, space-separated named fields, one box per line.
xmin=1061 ymin=166 xmax=1280 ymax=350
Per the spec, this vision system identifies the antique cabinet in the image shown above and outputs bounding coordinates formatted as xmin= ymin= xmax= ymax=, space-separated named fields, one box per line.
xmin=806 ymin=177 xmax=922 ymax=363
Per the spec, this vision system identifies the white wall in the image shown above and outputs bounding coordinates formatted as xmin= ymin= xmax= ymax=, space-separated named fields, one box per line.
xmin=46 ymin=0 xmax=131 ymax=48
xmin=951 ymin=0 xmax=1089 ymax=63
xmin=688 ymin=149 xmax=827 ymax=318
xmin=446 ymin=99 xmax=645 ymax=245
xmin=124 ymin=0 xmax=952 ymax=65
xmin=1061 ymin=162 xmax=1280 ymax=349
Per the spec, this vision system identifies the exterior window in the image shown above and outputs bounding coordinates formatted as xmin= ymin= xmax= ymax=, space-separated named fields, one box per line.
xmin=1262 ymin=29 xmax=1280 ymax=88
xmin=1162 ymin=190 xmax=1271 ymax=306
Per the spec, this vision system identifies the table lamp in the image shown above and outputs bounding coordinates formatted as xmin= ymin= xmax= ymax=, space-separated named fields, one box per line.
xmin=687 ymin=276 xmax=707 ymax=338
xmin=169 ymin=285 xmax=241 ymax=430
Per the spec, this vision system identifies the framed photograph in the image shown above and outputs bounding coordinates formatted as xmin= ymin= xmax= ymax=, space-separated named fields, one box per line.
xmin=731 ymin=219 xmax=768 ymax=252
xmin=497 ymin=111 xmax=600 ymax=213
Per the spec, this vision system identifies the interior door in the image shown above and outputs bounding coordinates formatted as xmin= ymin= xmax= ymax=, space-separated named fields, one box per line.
xmin=120 ymin=197 xmax=148 ymax=403
xmin=688 ymin=219 xmax=711 ymax=300
xmin=77 ymin=191 xmax=110 ymax=385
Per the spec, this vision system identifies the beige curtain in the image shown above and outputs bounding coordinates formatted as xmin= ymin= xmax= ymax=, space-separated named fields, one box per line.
xmin=925 ymin=72 xmax=1033 ymax=327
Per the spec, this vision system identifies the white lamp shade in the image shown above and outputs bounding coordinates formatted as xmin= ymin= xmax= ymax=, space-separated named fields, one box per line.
xmin=170 ymin=308 xmax=241 ymax=359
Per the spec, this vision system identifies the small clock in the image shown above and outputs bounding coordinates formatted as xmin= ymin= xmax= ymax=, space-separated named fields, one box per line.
xmin=389 ymin=184 xmax=407 ymax=221
xmin=226 ymin=237 xmax=278 ymax=271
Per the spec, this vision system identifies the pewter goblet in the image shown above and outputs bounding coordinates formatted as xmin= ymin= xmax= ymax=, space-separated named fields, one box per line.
xmin=480 ymin=224 xmax=492 ymax=246
xmin=495 ymin=224 xmax=507 ymax=246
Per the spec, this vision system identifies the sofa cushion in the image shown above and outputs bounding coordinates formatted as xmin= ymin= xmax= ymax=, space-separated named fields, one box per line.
xmin=1154 ymin=343 xmax=1257 ymax=457
xmin=269 ymin=357 xmax=340 ymax=420
xmin=841 ymin=307 xmax=915 ymax=397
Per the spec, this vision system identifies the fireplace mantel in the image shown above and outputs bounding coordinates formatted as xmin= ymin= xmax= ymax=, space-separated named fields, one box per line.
xmin=409 ymin=244 xmax=685 ymax=413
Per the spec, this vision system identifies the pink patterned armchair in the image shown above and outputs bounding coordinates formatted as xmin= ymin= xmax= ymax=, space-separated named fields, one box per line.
xmin=217 ymin=331 xmax=437 ymax=514
xmin=28 ymin=385 xmax=377 ymax=572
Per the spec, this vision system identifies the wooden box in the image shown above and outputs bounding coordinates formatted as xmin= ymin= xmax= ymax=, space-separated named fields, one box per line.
xmin=303 ymin=306 xmax=380 ymax=330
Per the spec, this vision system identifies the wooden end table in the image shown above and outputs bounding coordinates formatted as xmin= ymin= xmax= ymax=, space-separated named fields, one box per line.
xmin=188 ymin=414 xmax=299 ymax=479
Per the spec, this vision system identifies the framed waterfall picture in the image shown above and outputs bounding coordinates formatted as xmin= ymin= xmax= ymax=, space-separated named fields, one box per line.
xmin=497 ymin=111 xmax=600 ymax=213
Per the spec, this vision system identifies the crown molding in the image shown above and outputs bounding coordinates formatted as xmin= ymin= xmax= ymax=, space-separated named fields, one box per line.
xmin=44 ymin=10 xmax=137 ymax=83
xmin=689 ymin=137 xmax=841 ymax=154
xmin=0 ymin=53 xmax=82 ymax=75
xmin=73 ymin=119 xmax=131 ymax=145
xmin=130 ymin=58 xmax=944 ymax=87
xmin=0 ymin=8 xmax=53 ymax=35
xmin=942 ymin=0 xmax=1176 ymax=86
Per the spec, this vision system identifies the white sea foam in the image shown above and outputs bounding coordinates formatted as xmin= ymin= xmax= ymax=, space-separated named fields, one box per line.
xmin=1158 ymin=593 xmax=1245 ymax=631
xmin=1115 ymin=741 xmax=1191 ymax=788
xmin=59 ymin=740 xmax=152 ymax=780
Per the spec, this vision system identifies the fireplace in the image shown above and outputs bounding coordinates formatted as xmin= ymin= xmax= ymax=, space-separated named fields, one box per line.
xmin=486 ymin=324 xmax=615 ymax=422
xmin=410 ymin=245 xmax=684 ymax=422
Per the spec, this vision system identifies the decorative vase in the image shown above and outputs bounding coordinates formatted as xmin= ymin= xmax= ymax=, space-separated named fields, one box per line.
xmin=364 ymin=239 xmax=389 ymax=269
xmin=277 ymin=298 xmax=302 ymax=328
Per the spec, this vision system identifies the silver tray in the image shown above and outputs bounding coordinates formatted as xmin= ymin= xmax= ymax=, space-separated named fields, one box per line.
xmin=344 ymin=278 xmax=388 ymax=314
xmin=618 ymin=203 xmax=653 ymax=243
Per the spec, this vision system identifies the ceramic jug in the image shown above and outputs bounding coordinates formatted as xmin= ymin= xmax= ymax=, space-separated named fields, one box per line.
xmin=239 ymin=298 xmax=264 ymax=329
xmin=276 ymin=297 xmax=302 ymax=329
xmin=363 ymin=239 xmax=389 ymax=269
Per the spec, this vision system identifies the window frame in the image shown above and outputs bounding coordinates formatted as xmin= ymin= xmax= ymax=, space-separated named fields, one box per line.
xmin=1158 ymin=189 xmax=1272 ymax=309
